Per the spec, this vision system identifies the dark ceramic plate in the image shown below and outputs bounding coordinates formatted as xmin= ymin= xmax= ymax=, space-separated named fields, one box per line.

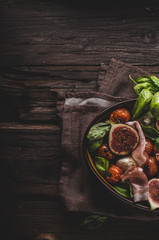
xmin=83 ymin=99 xmax=159 ymax=215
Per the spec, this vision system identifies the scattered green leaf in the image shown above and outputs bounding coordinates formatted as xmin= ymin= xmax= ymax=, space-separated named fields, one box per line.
xmin=81 ymin=214 xmax=107 ymax=230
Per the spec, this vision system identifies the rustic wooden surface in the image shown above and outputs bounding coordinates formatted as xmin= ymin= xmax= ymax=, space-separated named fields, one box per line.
xmin=1 ymin=1 xmax=159 ymax=239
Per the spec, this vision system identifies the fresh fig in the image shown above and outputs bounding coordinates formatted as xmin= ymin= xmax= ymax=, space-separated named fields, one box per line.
xmin=109 ymin=123 xmax=139 ymax=155
xmin=148 ymin=178 xmax=159 ymax=210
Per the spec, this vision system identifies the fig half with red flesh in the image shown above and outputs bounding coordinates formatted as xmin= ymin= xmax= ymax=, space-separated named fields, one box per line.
xmin=109 ymin=123 xmax=139 ymax=155
xmin=148 ymin=178 xmax=159 ymax=210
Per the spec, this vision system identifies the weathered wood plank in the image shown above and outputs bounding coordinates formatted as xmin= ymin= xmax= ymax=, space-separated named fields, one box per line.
xmin=0 ymin=123 xmax=61 ymax=196
xmin=0 ymin=65 xmax=98 ymax=122
xmin=1 ymin=65 xmax=159 ymax=123
xmin=1 ymin=0 xmax=158 ymax=18
xmin=1 ymin=1 xmax=159 ymax=240
xmin=0 ymin=122 xmax=60 ymax=130
xmin=2 ymin=199 xmax=159 ymax=240
xmin=1 ymin=1 xmax=159 ymax=66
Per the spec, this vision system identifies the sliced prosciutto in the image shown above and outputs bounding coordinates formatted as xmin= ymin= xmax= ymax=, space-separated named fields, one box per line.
xmin=121 ymin=166 xmax=149 ymax=202
xmin=127 ymin=121 xmax=149 ymax=167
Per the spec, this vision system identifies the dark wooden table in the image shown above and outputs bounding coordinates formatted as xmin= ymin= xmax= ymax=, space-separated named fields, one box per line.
xmin=1 ymin=1 xmax=159 ymax=239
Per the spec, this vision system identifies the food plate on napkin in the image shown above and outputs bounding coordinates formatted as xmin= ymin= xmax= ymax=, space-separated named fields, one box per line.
xmin=58 ymin=59 xmax=159 ymax=220
xmin=83 ymin=92 xmax=159 ymax=213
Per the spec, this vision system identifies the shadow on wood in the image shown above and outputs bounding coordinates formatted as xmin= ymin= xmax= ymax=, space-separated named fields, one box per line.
xmin=0 ymin=90 xmax=19 ymax=122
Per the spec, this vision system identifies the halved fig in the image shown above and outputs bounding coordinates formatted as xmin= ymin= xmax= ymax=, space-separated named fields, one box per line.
xmin=109 ymin=123 xmax=139 ymax=155
xmin=148 ymin=178 xmax=159 ymax=210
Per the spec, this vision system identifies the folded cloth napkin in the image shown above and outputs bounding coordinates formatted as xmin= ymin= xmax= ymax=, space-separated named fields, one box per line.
xmin=56 ymin=58 xmax=159 ymax=220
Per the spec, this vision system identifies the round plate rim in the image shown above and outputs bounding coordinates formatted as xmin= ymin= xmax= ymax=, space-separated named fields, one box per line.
xmin=82 ymin=98 xmax=159 ymax=214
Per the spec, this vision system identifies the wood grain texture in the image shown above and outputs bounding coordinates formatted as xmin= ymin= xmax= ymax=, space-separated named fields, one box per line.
xmin=1 ymin=65 xmax=159 ymax=123
xmin=1 ymin=1 xmax=159 ymax=239
xmin=0 ymin=66 xmax=98 ymax=122
xmin=1 ymin=1 xmax=159 ymax=66
xmin=0 ymin=123 xmax=61 ymax=196
xmin=2 ymin=199 xmax=159 ymax=240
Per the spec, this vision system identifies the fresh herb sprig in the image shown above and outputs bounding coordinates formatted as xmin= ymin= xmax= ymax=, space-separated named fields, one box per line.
xmin=129 ymin=75 xmax=159 ymax=121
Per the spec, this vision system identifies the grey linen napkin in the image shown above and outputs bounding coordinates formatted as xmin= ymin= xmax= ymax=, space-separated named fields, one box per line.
xmin=56 ymin=58 xmax=159 ymax=220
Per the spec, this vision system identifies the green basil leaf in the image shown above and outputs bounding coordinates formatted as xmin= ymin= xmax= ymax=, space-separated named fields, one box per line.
xmin=130 ymin=185 xmax=133 ymax=198
xmin=138 ymin=111 xmax=155 ymax=128
xmin=88 ymin=138 xmax=103 ymax=152
xmin=130 ymin=75 xmax=159 ymax=89
xmin=113 ymin=182 xmax=132 ymax=198
xmin=142 ymin=125 xmax=159 ymax=141
xmin=150 ymin=92 xmax=159 ymax=120
xmin=94 ymin=156 xmax=109 ymax=176
xmin=132 ymin=89 xmax=153 ymax=120
xmin=149 ymin=76 xmax=159 ymax=88
xmin=87 ymin=122 xmax=111 ymax=141
xmin=155 ymin=137 xmax=159 ymax=150
xmin=134 ymin=82 xmax=158 ymax=95
xmin=81 ymin=214 xmax=107 ymax=230
xmin=134 ymin=75 xmax=151 ymax=84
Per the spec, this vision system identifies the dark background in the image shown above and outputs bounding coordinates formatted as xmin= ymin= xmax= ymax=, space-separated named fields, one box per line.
xmin=1 ymin=1 xmax=159 ymax=239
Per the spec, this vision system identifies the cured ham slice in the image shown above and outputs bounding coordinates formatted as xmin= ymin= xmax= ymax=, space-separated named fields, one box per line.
xmin=127 ymin=121 xmax=149 ymax=167
xmin=121 ymin=167 xmax=149 ymax=202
